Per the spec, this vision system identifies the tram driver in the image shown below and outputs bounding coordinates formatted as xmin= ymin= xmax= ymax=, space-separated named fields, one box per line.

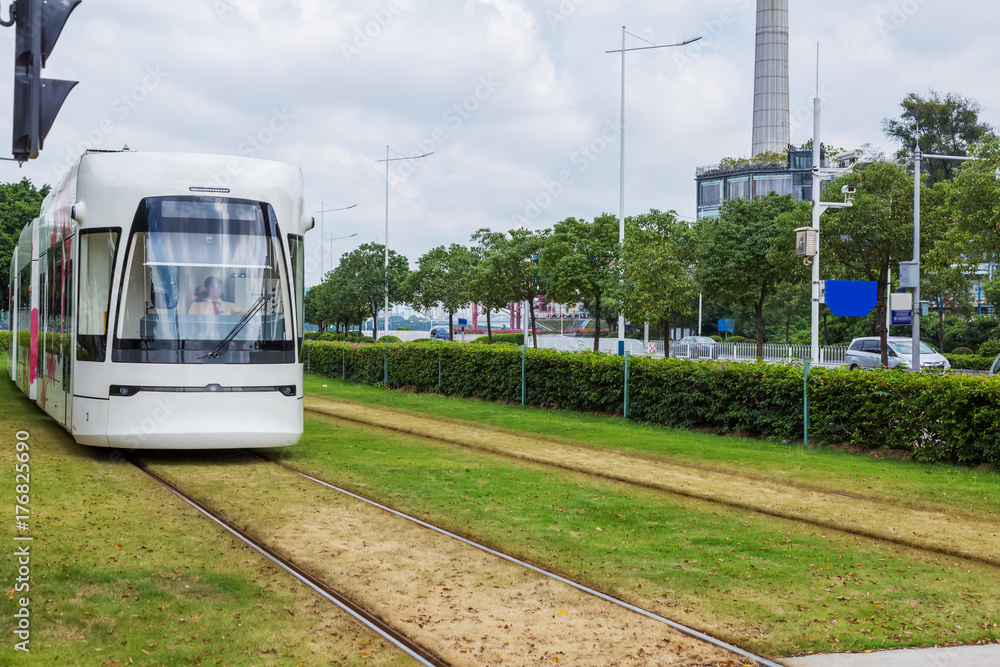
xmin=188 ymin=276 xmax=246 ymax=316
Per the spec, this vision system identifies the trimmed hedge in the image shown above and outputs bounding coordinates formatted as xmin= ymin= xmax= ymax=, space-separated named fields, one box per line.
xmin=944 ymin=354 xmax=994 ymax=371
xmin=951 ymin=347 xmax=974 ymax=356
xmin=307 ymin=342 xmax=1000 ymax=466
xmin=0 ymin=330 xmax=8 ymax=353
xmin=378 ymin=335 xmax=402 ymax=344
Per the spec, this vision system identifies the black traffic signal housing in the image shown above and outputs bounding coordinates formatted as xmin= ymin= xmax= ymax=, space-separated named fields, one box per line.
xmin=11 ymin=0 xmax=81 ymax=163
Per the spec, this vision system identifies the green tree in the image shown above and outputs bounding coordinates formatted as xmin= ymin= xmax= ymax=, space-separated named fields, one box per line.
xmin=409 ymin=244 xmax=475 ymax=341
xmin=882 ymin=91 xmax=993 ymax=184
xmin=765 ymin=281 xmax=810 ymax=345
xmin=616 ymin=210 xmax=698 ymax=357
xmin=505 ymin=228 xmax=550 ymax=348
xmin=469 ymin=229 xmax=516 ymax=344
xmin=922 ymin=266 xmax=974 ymax=352
xmin=539 ymin=215 xmax=618 ymax=352
xmin=303 ymin=281 xmax=332 ymax=331
xmin=941 ymin=136 xmax=1000 ymax=265
xmin=326 ymin=264 xmax=370 ymax=333
xmin=0 ymin=179 xmax=49 ymax=295
xmin=337 ymin=243 xmax=409 ymax=339
xmin=823 ymin=162 xmax=934 ymax=366
xmin=695 ymin=193 xmax=808 ymax=359
xmin=981 ymin=278 xmax=1000 ymax=315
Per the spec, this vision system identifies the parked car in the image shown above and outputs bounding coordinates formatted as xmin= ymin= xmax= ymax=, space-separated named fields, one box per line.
xmin=845 ymin=337 xmax=950 ymax=370
xmin=673 ymin=335 xmax=721 ymax=359
xmin=429 ymin=326 xmax=451 ymax=341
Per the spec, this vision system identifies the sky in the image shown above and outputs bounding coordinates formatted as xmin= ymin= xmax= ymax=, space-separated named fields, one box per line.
xmin=0 ymin=0 xmax=997 ymax=287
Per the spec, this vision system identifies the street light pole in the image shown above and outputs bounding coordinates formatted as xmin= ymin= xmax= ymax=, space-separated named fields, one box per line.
xmin=607 ymin=28 xmax=701 ymax=351
xmin=377 ymin=146 xmax=433 ymax=339
xmin=806 ymin=54 xmax=855 ymax=364
xmin=314 ymin=203 xmax=356 ymax=283
xmin=325 ymin=232 xmax=358 ymax=269
xmin=909 ymin=150 xmax=971 ymax=370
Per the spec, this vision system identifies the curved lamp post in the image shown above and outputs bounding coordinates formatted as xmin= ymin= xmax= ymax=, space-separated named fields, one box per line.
xmin=377 ymin=146 xmax=433 ymax=337
xmin=607 ymin=28 xmax=701 ymax=350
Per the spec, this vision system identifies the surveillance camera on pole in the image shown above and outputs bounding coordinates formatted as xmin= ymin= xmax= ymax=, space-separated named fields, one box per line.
xmin=8 ymin=0 xmax=82 ymax=164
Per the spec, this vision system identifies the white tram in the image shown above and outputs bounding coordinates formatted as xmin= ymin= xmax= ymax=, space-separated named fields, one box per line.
xmin=8 ymin=151 xmax=314 ymax=448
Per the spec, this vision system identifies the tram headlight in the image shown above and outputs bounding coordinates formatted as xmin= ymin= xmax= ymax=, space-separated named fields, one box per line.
xmin=110 ymin=385 xmax=139 ymax=397
xmin=279 ymin=385 xmax=296 ymax=397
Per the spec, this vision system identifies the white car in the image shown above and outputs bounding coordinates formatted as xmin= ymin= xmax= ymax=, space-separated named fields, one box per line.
xmin=845 ymin=337 xmax=950 ymax=370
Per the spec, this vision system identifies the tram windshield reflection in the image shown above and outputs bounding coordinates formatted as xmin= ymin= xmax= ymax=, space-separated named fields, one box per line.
xmin=113 ymin=197 xmax=294 ymax=363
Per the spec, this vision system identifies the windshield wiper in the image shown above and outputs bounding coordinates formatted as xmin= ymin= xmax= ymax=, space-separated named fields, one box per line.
xmin=205 ymin=295 xmax=268 ymax=359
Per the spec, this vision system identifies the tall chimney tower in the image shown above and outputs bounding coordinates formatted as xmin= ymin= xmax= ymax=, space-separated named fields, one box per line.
xmin=751 ymin=0 xmax=790 ymax=157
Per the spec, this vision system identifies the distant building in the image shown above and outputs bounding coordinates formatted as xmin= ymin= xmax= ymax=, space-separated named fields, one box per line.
xmin=695 ymin=145 xmax=824 ymax=219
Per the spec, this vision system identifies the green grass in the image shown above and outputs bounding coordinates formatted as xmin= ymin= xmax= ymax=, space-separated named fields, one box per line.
xmin=0 ymin=367 xmax=405 ymax=666
xmin=268 ymin=408 xmax=1000 ymax=657
xmin=304 ymin=374 xmax=1000 ymax=520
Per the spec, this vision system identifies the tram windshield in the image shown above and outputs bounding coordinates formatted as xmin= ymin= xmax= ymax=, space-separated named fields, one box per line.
xmin=113 ymin=197 xmax=294 ymax=363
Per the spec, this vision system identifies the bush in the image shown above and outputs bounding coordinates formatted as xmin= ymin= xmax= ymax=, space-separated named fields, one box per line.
xmin=306 ymin=342 xmax=1000 ymax=467
xmin=408 ymin=338 xmax=438 ymax=345
xmin=951 ymin=347 xmax=975 ymax=356
xmin=978 ymin=339 xmax=1000 ymax=358
xmin=726 ymin=335 xmax=751 ymax=343
xmin=709 ymin=335 xmax=723 ymax=342
xmin=0 ymin=330 xmax=8 ymax=353
xmin=378 ymin=335 xmax=402 ymax=344
xmin=943 ymin=354 xmax=994 ymax=371
xmin=472 ymin=332 xmax=528 ymax=345
xmin=306 ymin=334 xmax=374 ymax=345
xmin=943 ymin=316 xmax=1000 ymax=354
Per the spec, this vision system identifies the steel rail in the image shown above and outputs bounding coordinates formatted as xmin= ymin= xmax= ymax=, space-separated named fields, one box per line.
xmin=128 ymin=456 xmax=448 ymax=667
xmin=256 ymin=453 xmax=784 ymax=667
xmin=307 ymin=406 xmax=1000 ymax=570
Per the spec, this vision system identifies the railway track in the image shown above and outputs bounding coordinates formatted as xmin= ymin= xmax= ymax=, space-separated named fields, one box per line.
xmin=128 ymin=456 xmax=449 ymax=667
xmin=303 ymin=397 xmax=1000 ymax=570
xmin=253 ymin=452 xmax=782 ymax=667
xmin=128 ymin=451 xmax=780 ymax=667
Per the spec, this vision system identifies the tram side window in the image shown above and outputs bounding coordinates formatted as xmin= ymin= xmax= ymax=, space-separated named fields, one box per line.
xmin=77 ymin=230 xmax=120 ymax=362
xmin=288 ymin=234 xmax=304 ymax=347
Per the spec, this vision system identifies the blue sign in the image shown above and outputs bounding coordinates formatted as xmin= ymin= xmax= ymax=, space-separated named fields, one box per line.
xmin=825 ymin=280 xmax=878 ymax=317
xmin=891 ymin=310 xmax=912 ymax=325
xmin=458 ymin=318 xmax=468 ymax=327
xmin=718 ymin=320 xmax=735 ymax=332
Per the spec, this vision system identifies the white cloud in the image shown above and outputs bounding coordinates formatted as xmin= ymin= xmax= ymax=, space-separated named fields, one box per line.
xmin=0 ymin=0 xmax=996 ymax=285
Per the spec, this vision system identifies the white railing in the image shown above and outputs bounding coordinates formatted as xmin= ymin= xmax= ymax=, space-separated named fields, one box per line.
xmin=374 ymin=330 xmax=488 ymax=342
xmin=535 ymin=335 xmax=660 ymax=356
xmin=371 ymin=332 xmax=846 ymax=364
xmin=668 ymin=341 xmax=848 ymax=366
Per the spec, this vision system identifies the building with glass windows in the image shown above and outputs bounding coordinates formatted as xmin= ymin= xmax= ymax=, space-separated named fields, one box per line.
xmin=694 ymin=145 xmax=826 ymax=219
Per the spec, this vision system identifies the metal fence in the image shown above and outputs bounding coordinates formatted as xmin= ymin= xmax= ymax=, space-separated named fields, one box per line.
xmin=366 ymin=332 xmax=846 ymax=366
xmin=535 ymin=335 xmax=653 ymax=356
xmin=668 ymin=341 xmax=848 ymax=366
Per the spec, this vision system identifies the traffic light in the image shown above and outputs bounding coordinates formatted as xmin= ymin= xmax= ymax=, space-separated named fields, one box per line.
xmin=11 ymin=0 xmax=81 ymax=163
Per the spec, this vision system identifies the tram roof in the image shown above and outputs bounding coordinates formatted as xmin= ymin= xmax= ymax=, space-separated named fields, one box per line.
xmin=68 ymin=151 xmax=309 ymax=235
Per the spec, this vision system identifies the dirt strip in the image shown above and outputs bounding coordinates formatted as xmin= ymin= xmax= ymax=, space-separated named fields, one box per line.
xmin=304 ymin=397 xmax=1000 ymax=567
xmin=141 ymin=453 xmax=756 ymax=667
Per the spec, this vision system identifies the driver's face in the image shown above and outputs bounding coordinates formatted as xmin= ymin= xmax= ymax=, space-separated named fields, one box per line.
xmin=208 ymin=283 xmax=223 ymax=299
